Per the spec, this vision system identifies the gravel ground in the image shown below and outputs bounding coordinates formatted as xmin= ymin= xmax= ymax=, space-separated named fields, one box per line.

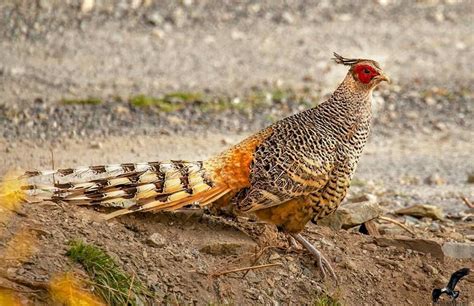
xmin=0 ymin=0 xmax=473 ymax=107
xmin=0 ymin=85 xmax=471 ymax=142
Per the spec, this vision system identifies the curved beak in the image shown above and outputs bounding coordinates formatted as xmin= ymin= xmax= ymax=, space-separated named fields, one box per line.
xmin=376 ymin=73 xmax=391 ymax=84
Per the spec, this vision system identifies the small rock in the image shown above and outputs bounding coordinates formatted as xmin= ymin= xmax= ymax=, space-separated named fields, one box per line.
xmin=318 ymin=201 xmax=382 ymax=230
xmin=146 ymin=11 xmax=164 ymax=25
xmin=171 ymin=8 xmax=186 ymax=28
xmin=349 ymin=193 xmax=377 ymax=204
xmin=429 ymin=222 xmax=441 ymax=232
xmin=338 ymin=13 xmax=352 ymax=21
xmin=81 ymin=0 xmax=94 ymax=13
xmin=396 ymin=204 xmax=444 ymax=221
xmin=114 ymin=105 xmax=129 ymax=115
xmin=467 ymin=173 xmax=474 ymax=184
xmin=422 ymin=263 xmax=438 ymax=275
xmin=288 ymin=263 xmax=299 ymax=273
xmin=376 ymin=257 xmax=402 ymax=269
xmin=199 ymin=243 xmax=242 ymax=255
xmin=404 ymin=216 xmax=422 ymax=226
xmin=341 ymin=259 xmax=356 ymax=270
xmin=432 ymin=10 xmax=445 ymax=22
xmin=377 ymin=0 xmax=392 ymax=6
xmin=281 ymin=12 xmax=294 ymax=24
xmin=152 ymin=29 xmax=165 ymax=39
xmin=362 ymin=243 xmax=378 ymax=252
xmin=147 ymin=233 xmax=167 ymax=248
xmin=442 ymin=242 xmax=474 ymax=259
xmin=424 ymin=173 xmax=445 ymax=185
xmin=231 ymin=30 xmax=246 ymax=40
xmin=466 ymin=235 xmax=474 ymax=241
xmin=375 ymin=237 xmax=444 ymax=259
xmin=424 ymin=96 xmax=437 ymax=106
xmin=447 ymin=231 xmax=464 ymax=241
xmin=89 ymin=141 xmax=103 ymax=149
xmin=182 ymin=0 xmax=193 ymax=6
xmin=269 ymin=252 xmax=281 ymax=261
xmin=434 ymin=275 xmax=448 ymax=288
xmin=130 ymin=0 xmax=142 ymax=9
xmin=220 ymin=137 xmax=233 ymax=145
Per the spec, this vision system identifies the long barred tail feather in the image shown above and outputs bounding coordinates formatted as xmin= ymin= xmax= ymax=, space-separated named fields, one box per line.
xmin=19 ymin=162 xmax=160 ymax=180
xmin=2 ymin=160 xmax=231 ymax=218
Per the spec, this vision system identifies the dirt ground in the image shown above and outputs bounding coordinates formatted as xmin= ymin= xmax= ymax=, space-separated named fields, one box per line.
xmin=0 ymin=0 xmax=473 ymax=305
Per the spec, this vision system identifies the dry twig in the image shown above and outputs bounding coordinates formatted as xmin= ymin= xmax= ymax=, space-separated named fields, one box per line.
xmin=242 ymin=245 xmax=275 ymax=278
xmin=460 ymin=196 xmax=474 ymax=209
xmin=378 ymin=216 xmax=416 ymax=237
xmin=211 ymin=263 xmax=282 ymax=277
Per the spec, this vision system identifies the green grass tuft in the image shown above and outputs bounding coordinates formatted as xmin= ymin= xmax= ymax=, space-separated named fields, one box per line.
xmin=61 ymin=98 xmax=102 ymax=105
xmin=314 ymin=293 xmax=342 ymax=306
xmin=66 ymin=240 xmax=152 ymax=306
xmin=163 ymin=91 xmax=202 ymax=102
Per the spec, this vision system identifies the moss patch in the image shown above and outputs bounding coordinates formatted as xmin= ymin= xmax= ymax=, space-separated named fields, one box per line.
xmin=130 ymin=92 xmax=202 ymax=112
xmin=61 ymin=98 xmax=102 ymax=105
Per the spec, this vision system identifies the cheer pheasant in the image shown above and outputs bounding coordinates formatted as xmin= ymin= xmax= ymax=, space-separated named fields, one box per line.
xmin=10 ymin=53 xmax=389 ymax=279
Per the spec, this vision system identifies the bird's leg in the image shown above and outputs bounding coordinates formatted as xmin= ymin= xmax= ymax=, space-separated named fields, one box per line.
xmin=290 ymin=233 xmax=337 ymax=281
xmin=287 ymin=235 xmax=301 ymax=250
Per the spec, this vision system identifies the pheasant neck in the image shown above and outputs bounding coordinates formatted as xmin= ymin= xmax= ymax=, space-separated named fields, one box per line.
xmin=318 ymin=75 xmax=373 ymax=130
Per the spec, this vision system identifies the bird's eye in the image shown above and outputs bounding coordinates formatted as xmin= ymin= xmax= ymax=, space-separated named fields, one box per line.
xmin=364 ymin=68 xmax=371 ymax=74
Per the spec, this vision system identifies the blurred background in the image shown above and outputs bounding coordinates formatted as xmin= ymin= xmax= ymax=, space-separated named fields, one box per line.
xmin=0 ymin=0 xmax=472 ymax=304
xmin=0 ymin=0 xmax=472 ymax=141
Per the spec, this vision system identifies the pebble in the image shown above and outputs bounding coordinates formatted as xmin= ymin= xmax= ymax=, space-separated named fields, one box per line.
xmin=342 ymin=259 xmax=357 ymax=270
xmin=89 ymin=141 xmax=103 ymax=149
xmin=81 ymin=0 xmax=94 ymax=13
xmin=467 ymin=173 xmax=474 ymax=184
xmin=422 ymin=263 xmax=438 ymax=275
xmin=146 ymin=11 xmax=164 ymax=25
xmin=269 ymin=252 xmax=281 ymax=261
xmin=396 ymin=204 xmax=444 ymax=221
xmin=362 ymin=243 xmax=378 ymax=252
xmin=147 ymin=233 xmax=167 ymax=248
xmin=424 ymin=173 xmax=445 ymax=185
xmin=429 ymin=222 xmax=440 ymax=232
xmin=281 ymin=12 xmax=295 ymax=24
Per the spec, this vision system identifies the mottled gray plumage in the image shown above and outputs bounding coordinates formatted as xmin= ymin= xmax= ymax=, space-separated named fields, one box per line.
xmin=235 ymin=73 xmax=373 ymax=225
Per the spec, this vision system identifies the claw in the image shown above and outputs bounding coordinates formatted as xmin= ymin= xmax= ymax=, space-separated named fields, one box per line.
xmin=290 ymin=233 xmax=338 ymax=282
xmin=286 ymin=235 xmax=302 ymax=252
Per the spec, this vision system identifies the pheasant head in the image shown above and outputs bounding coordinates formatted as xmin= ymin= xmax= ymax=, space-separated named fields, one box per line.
xmin=333 ymin=52 xmax=390 ymax=91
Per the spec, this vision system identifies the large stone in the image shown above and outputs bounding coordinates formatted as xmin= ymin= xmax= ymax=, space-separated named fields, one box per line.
xmin=375 ymin=237 xmax=444 ymax=259
xmin=395 ymin=204 xmax=444 ymax=220
xmin=318 ymin=201 xmax=382 ymax=230
xmin=442 ymin=242 xmax=474 ymax=259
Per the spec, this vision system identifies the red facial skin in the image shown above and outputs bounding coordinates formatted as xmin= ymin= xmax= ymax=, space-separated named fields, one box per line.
xmin=353 ymin=64 xmax=379 ymax=84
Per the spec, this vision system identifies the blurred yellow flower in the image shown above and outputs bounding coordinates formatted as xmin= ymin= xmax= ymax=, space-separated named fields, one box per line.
xmin=49 ymin=273 xmax=105 ymax=306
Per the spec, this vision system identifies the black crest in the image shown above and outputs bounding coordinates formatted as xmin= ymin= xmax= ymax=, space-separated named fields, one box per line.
xmin=332 ymin=52 xmax=381 ymax=69
xmin=332 ymin=52 xmax=359 ymax=66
